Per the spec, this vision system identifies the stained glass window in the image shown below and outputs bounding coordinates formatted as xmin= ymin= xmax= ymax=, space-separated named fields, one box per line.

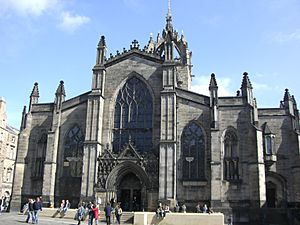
xmin=181 ymin=122 xmax=205 ymax=180
xmin=113 ymin=77 xmax=153 ymax=153
xmin=33 ymin=134 xmax=47 ymax=178
xmin=64 ymin=125 xmax=84 ymax=177
xmin=223 ymin=129 xmax=239 ymax=181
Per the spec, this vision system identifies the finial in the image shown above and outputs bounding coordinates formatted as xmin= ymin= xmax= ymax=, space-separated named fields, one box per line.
xmin=168 ymin=0 xmax=171 ymax=17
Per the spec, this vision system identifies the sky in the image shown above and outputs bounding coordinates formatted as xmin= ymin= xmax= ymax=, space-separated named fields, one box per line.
xmin=0 ymin=0 xmax=300 ymax=129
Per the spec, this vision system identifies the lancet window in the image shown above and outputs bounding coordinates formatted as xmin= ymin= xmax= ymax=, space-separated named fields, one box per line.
xmin=223 ymin=129 xmax=239 ymax=181
xmin=113 ymin=77 xmax=153 ymax=153
xmin=181 ymin=122 xmax=205 ymax=180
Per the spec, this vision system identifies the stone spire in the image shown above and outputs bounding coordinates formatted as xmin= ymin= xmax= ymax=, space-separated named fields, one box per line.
xmin=240 ymin=72 xmax=254 ymax=105
xmin=209 ymin=73 xmax=218 ymax=90
xmin=209 ymin=73 xmax=219 ymax=128
xmin=96 ymin=35 xmax=106 ymax=65
xmin=166 ymin=0 xmax=173 ymax=31
xmin=29 ymin=82 xmax=39 ymax=111
xmin=282 ymin=88 xmax=295 ymax=115
xmin=55 ymin=80 xmax=65 ymax=111
xmin=20 ymin=106 xmax=27 ymax=131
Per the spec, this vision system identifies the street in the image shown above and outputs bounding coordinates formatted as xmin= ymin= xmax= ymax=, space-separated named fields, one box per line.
xmin=0 ymin=212 xmax=127 ymax=225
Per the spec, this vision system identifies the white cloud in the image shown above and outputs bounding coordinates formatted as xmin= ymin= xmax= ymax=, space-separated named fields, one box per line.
xmin=58 ymin=11 xmax=90 ymax=33
xmin=0 ymin=0 xmax=59 ymax=16
xmin=272 ymin=30 xmax=300 ymax=43
xmin=191 ymin=75 xmax=233 ymax=97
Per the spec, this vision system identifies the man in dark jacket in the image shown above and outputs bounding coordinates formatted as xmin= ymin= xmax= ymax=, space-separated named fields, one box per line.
xmin=104 ymin=203 xmax=113 ymax=225
xmin=33 ymin=197 xmax=42 ymax=224
xmin=26 ymin=198 xmax=35 ymax=223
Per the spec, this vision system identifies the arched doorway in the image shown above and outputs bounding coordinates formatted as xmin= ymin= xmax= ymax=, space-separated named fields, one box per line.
xmin=105 ymin=161 xmax=150 ymax=211
xmin=117 ymin=173 xmax=142 ymax=211
xmin=265 ymin=173 xmax=286 ymax=208
xmin=266 ymin=181 xmax=276 ymax=208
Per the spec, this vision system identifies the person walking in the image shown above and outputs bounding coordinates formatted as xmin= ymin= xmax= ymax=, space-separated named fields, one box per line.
xmin=76 ymin=204 xmax=84 ymax=225
xmin=26 ymin=198 xmax=35 ymax=223
xmin=88 ymin=203 xmax=95 ymax=225
xmin=104 ymin=202 xmax=113 ymax=225
xmin=92 ymin=204 xmax=99 ymax=225
xmin=115 ymin=203 xmax=123 ymax=225
xmin=33 ymin=197 xmax=42 ymax=224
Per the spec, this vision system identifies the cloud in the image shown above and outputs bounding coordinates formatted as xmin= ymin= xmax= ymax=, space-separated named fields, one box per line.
xmin=272 ymin=30 xmax=300 ymax=43
xmin=58 ymin=11 xmax=90 ymax=33
xmin=0 ymin=0 xmax=59 ymax=17
xmin=191 ymin=75 xmax=233 ymax=97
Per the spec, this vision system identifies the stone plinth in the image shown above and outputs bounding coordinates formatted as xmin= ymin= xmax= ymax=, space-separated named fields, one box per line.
xmin=134 ymin=212 xmax=224 ymax=225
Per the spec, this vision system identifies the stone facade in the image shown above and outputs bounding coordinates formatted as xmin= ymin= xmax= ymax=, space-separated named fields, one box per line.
xmin=0 ymin=97 xmax=19 ymax=209
xmin=11 ymin=5 xmax=300 ymax=224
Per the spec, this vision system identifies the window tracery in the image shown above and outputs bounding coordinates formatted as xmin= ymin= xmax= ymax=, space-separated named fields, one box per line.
xmin=181 ymin=122 xmax=205 ymax=180
xmin=113 ymin=77 xmax=153 ymax=153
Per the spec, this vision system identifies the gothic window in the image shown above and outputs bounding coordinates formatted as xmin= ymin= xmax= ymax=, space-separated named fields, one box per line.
xmin=113 ymin=77 xmax=153 ymax=153
xmin=64 ymin=125 xmax=84 ymax=177
xmin=181 ymin=122 xmax=205 ymax=180
xmin=223 ymin=129 xmax=239 ymax=181
xmin=262 ymin=123 xmax=275 ymax=156
xmin=32 ymin=134 xmax=47 ymax=178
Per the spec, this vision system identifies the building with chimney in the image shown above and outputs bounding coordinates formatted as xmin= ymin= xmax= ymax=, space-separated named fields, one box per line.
xmin=11 ymin=2 xmax=300 ymax=224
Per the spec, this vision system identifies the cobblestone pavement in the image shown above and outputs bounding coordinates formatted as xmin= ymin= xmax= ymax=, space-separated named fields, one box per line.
xmin=0 ymin=212 xmax=130 ymax=225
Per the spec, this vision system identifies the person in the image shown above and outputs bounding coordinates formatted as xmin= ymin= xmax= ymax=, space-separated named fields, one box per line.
xmin=203 ymin=204 xmax=208 ymax=213
xmin=58 ymin=200 xmax=65 ymax=213
xmin=115 ymin=203 xmax=122 ymax=225
xmin=92 ymin=203 xmax=99 ymax=225
xmin=181 ymin=203 xmax=187 ymax=213
xmin=33 ymin=197 xmax=42 ymax=224
xmin=63 ymin=200 xmax=71 ymax=215
xmin=76 ymin=204 xmax=84 ymax=225
xmin=0 ymin=196 xmax=4 ymax=214
xmin=164 ymin=204 xmax=170 ymax=214
xmin=110 ymin=198 xmax=115 ymax=223
xmin=26 ymin=198 xmax=35 ymax=224
xmin=104 ymin=202 xmax=113 ymax=225
xmin=196 ymin=202 xmax=202 ymax=213
xmin=174 ymin=203 xmax=180 ymax=213
xmin=208 ymin=206 xmax=214 ymax=214
xmin=88 ymin=203 xmax=95 ymax=225
xmin=156 ymin=203 xmax=165 ymax=219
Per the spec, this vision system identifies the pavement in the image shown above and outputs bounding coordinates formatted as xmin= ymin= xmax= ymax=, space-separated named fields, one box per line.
xmin=0 ymin=212 xmax=131 ymax=225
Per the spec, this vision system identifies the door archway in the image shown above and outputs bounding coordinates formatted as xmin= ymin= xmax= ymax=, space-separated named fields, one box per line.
xmin=105 ymin=161 xmax=150 ymax=211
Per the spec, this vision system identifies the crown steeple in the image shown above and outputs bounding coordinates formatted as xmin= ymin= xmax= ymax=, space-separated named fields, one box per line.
xmin=166 ymin=0 xmax=173 ymax=31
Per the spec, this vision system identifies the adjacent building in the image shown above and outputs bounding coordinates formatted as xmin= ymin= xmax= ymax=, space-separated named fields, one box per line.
xmin=0 ymin=97 xmax=19 ymax=209
xmin=11 ymin=3 xmax=300 ymax=224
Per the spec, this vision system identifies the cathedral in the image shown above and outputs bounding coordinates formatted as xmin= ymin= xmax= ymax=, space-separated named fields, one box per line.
xmin=11 ymin=2 xmax=300 ymax=224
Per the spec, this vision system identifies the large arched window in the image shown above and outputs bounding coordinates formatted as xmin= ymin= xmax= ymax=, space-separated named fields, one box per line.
xmin=32 ymin=134 xmax=47 ymax=178
xmin=113 ymin=77 xmax=153 ymax=153
xmin=223 ymin=128 xmax=239 ymax=181
xmin=64 ymin=125 xmax=84 ymax=177
xmin=181 ymin=122 xmax=205 ymax=180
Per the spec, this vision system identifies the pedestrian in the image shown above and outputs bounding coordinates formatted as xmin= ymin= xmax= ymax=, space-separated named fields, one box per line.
xmin=63 ymin=200 xmax=71 ymax=215
xmin=58 ymin=200 xmax=65 ymax=213
xmin=76 ymin=203 xmax=84 ymax=225
xmin=115 ymin=203 xmax=123 ymax=225
xmin=88 ymin=203 xmax=95 ymax=225
xmin=156 ymin=203 xmax=165 ymax=219
xmin=196 ymin=202 xmax=202 ymax=213
xmin=181 ymin=203 xmax=187 ymax=213
xmin=26 ymin=198 xmax=35 ymax=223
xmin=33 ymin=197 xmax=42 ymax=224
xmin=203 ymin=204 xmax=208 ymax=213
xmin=92 ymin=203 xmax=99 ymax=225
xmin=104 ymin=202 xmax=113 ymax=225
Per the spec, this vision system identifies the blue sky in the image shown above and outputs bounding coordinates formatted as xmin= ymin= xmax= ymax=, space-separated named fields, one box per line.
xmin=1 ymin=0 xmax=300 ymax=129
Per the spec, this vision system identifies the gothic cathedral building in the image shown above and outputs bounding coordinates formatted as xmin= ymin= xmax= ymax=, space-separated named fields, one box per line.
xmin=12 ymin=3 xmax=300 ymax=224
